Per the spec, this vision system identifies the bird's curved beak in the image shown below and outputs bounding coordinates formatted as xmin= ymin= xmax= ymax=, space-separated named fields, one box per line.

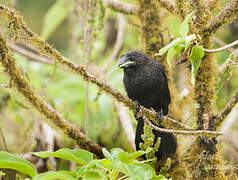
xmin=118 ymin=56 xmax=134 ymax=68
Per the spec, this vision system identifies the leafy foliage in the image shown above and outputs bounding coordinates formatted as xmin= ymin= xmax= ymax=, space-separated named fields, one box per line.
xmin=0 ymin=151 xmax=37 ymax=177
xmin=157 ymin=11 xmax=205 ymax=86
xmin=0 ymin=148 xmax=169 ymax=180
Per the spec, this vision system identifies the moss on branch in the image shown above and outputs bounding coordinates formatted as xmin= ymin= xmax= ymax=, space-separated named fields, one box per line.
xmin=0 ymin=32 xmax=104 ymax=158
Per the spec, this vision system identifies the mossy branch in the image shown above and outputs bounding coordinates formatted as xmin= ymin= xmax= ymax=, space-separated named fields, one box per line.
xmin=0 ymin=32 xmax=104 ymax=158
xmin=104 ymin=0 xmax=138 ymax=15
xmin=104 ymin=0 xmax=176 ymax=15
xmin=203 ymin=0 xmax=238 ymax=35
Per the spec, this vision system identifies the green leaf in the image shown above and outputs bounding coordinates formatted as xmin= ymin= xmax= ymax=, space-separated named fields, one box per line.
xmin=179 ymin=11 xmax=195 ymax=37
xmin=102 ymin=148 xmax=112 ymax=160
xmin=110 ymin=148 xmax=124 ymax=161
xmin=151 ymin=175 xmax=169 ymax=180
xmin=33 ymin=170 xmax=75 ymax=180
xmin=82 ymin=170 xmax=102 ymax=180
xmin=41 ymin=0 xmax=73 ymax=39
xmin=174 ymin=43 xmax=185 ymax=56
xmin=33 ymin=148 xmax=93 ymax=165
xmin=184 ymin=34 xmax=196 ymax=52
xmin=167 ymin=47 xmax=177 ymax=67
xmin=128 ymin=163 xmax=156 ymax=179
xmin=117 ymin=151 xmax=146 ymax=164
xmin=104 ymin=160 xmax=129 ymax=174
xmin=189 ymin=45 xmax=205 ymax=86
xmin=157 ymin=38 xmax=184 ymax=56
xmin=0 ymin=151 xmax=37 ymax=177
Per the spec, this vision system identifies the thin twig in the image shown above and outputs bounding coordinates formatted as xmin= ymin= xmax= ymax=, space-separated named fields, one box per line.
xmin=104 ymin=0 xmax=138 ymax=15
xmin=213 ymin=37 xmax=236 ymax=53
xmin=8 ymin=42 xmax=53 ymax=65
xmin=143 ymin=116 xmax=222 ymax=136
xmin=0 ymin=127 xmax=8 ymax=151
xmin=203 ymin=40 xmax=238 ymax=53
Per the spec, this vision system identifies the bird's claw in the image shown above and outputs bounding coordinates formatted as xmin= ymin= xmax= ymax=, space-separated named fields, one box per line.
xmin=134 ymin=101 xmax=144 ymax=121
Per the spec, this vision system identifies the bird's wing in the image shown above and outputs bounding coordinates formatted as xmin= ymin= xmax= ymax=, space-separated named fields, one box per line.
xmin=155 ymin=63 xmax=171 ymax=115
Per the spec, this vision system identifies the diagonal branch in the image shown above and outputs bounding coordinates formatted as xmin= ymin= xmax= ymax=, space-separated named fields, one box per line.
xmin=203 ymin=0 xmax=238 ymax=35
xmin=0 ymin=5 xmax=221 ymax=136
xmin=104 ymin=0 xmax=138 ymax=15
xmin=0 ymin=33 xmax=104 ymax=158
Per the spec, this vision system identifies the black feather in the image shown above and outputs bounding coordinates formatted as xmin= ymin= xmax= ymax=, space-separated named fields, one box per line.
xmin=119 ymin=50 xmax=177 ymax=160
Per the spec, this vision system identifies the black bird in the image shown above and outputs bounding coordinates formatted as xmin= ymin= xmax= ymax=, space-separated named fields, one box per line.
xmin=118 ymin=50 xmax=177 ymax=161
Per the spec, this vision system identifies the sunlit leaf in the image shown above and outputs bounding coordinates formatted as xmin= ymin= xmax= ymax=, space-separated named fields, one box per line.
xmin=151 ymin=175 xmax=169 ymax=180
xmin=102 ymin=148 xmax=112 ymax=160
xmin=179 ymin=11 xmax=195 ymax=37
xmin=33 ymin=148 xmax=93 ymax=165
xmin=189 ymin=45 xmax=205 ymax=86
xmin=157 ymin=38 xmax=184 ymax=56
xmin=184 ymin=34 xmax=196 ymax=52
xmin=128 ymin=163 xmax=156 ymax=179
xmin=117 ymin=150 xmax=146 ymax=163
xmin=82 ymin=170 xmax=102 ymax=180
xmin=0 ymin=151 xmax=37 ymax=177
xmin=167 ymin=47 xmax=177 ymax=67
xmin=33 ymin=170 xmax=75 ymax=180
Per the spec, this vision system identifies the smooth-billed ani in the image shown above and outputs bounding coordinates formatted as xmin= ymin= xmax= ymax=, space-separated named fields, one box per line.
xmin=118 ymin=50 xmax=177 ymax=160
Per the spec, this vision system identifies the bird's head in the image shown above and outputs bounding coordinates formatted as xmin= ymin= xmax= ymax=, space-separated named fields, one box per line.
xmin=118 ymin=51 xmax=148 ymax=69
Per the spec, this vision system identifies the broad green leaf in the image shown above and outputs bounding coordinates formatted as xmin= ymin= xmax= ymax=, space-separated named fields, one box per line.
xmin=157 ymin=38 xmax=184 ymax=56
xmin=184 ymin=34 xmax=196 ymax=52
xmin=151 ymin=175 xmax=169 ymax=180
xmin=41 ymin=0 xmax=73 ymax=39
xmin=102 ymin=148 xmax=112 ymax=160
xmin=104 ymin=160 xmax=129 ymax=174
xmin=110 ymin=148 xmax=124 ymax=161
xmin=0 ymin=171 xmax=5 ymax=176
xmin=167 ymin=47 xmax=177 ymax=67
xmin=33 ymin=148 xmax=93 ymax=165
xmin=189 ymin=45 xmax=205 ymax=86
xmin=117 ymin=151 xmax=146 ymax=164
xmin=82 ymin=170 xmax=102 ymax=180
xmin=33 ymin=170 xmax=75 ymax=180
xmin=179 ymin=11 xmax=195 ymax=37
xmin=0 ymin=151 xmax=37 ymax=177
xmin=128 ymin=163 xmax=155 ymax=179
